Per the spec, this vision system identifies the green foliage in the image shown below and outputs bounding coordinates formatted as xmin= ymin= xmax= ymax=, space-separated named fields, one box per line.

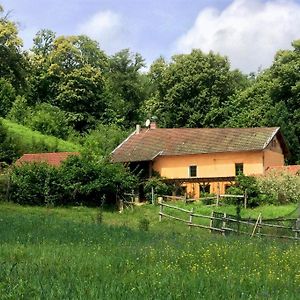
xmin=0 ymin=203 xmax=300 ymax=299
xmin=27 ymin=103 xmax=73 ymax=139
xmin=0 ymin=78 xmax=16 ymax=117
xmin=1 ymin=118 xmax=80 ymax=156
xmin=138 ymin=217 xmax=150 ymax=231
xmin=0 ymin=6 xmax=28 ymax=91
xmin=257 ymin=170 xmax=300 ymax=204
xmin=144 ymin=176 xmax=172 ymax=201
xmin=8 ymin=155 xmax=138 ymax=206
xmin=7 ymin=95 xmax=31 ymax=123
xmin=226 ymin=174 xmax=263 ymax=207
xmin=81 ymin=123 xmax=128 ymax=157
xmin=9 ymin=162 xmax=61 ymax=205
xmin=106 ymin=49 xmax=147 ymax=127
xmin=145 ymin=50 xmax=245 ymax=128
xmin=0 ymin=119 xmax=22 ymax=163
xmin=226 ymin=40 xmax=300 ymax=163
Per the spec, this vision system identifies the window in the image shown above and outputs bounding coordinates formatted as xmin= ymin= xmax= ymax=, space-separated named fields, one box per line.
xmin=235 ymin=163 xmax=244 ymax=176
xmin=189 ymin=165 xmax=197 ymax=177
xmin=200 ymin=184 xmax=210 ymax=195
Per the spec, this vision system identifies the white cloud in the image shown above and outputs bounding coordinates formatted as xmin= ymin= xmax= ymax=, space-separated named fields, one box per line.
xmin=78 ymin=10 xmax=129 ymax=54
xmin=175 ymin=0 xmax=300 ymax=73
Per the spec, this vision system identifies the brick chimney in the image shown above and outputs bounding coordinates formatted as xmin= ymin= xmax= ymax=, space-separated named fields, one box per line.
xmin=150 ymin=121 xmax=157 ymax=129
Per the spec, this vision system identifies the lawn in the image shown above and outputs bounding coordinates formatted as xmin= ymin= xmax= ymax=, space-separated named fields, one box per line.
xmin=0 ymin=201 xmax=299 ymax=299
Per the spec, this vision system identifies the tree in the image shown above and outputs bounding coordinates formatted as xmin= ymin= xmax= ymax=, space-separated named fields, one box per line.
xmin=0 ymin=78 xmax=16 ymax=117
xmin=106 ymin=49 xmax=147 ymax=127
xmin=0 ymin=5 xmax=28 ymax=91
xmin=226 ymin=40 xmax=300 ymax=163
xmin=28 ymin=34 xmax=109 ymax=130
xmin=145 ymin=50 xmax=247 ymax=128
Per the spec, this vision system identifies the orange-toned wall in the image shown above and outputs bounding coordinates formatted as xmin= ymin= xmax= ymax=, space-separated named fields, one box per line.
xmin=153 ymin=151 xmax=265 ymax=198
xmin=263 ymin=149 xmax=284 ymax=170
xmin=263 ymin=137 xmax=285 ymax=170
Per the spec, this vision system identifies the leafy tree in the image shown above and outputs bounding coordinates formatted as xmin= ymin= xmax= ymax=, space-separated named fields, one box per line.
xmin=82 ymin=123 xmax=128 ymax=157
xmin=0 ymin=119 xmax=21 ymax=163
xmin=0 ymin=78 xmax=16 ymax=117
xmin=28 ymin=33 xmax=109 ymax=131
xmin=0 ymin=5 xmax=28 ymax=91
xmin=106 ymin=49 xmax=147 ymax=127
xmin=7 ymin=95 xmax=31 ymax=124
xmin=226 ymin=40 xmax=300 ymax=163
xmin=145 ymin=50 xmax=247 ymax=128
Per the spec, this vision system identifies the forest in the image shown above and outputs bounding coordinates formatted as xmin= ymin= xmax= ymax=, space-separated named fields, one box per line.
xmin=0 ymin=4 xmax=300 ymax=164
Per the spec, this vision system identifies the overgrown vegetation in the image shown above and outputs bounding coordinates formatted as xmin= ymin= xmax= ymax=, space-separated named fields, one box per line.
xmin=0 ymin=4 xmax=300 ymax=163
xmin=0 ymin=118 xmax=80 ymax=164
xmin=7 ymin=155 xmax=137 ymax=206
xmin=0 ymin=202 xmax=299 ymax=299
xmin=225 ymin=173 xmax=300 ymax=206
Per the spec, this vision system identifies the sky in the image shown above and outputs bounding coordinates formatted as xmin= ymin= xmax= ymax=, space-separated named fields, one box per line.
xmin=2 ymin=0 xmax=300 ymax=73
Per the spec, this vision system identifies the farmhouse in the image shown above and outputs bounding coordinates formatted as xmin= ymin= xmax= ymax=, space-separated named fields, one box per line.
xmin=111 ymin=122 xmax=288 ymax=198
xmin=16 ymin=152 xmax=79 ymax=167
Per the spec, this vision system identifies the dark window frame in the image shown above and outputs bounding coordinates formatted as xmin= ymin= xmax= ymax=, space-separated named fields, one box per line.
xmin=200 ymin=184 xmax=210 ymax=194
xmin=189 ymin=165 xmax=197 ymax=177
xmin=235 ymin=163 xmax=244 ymax=176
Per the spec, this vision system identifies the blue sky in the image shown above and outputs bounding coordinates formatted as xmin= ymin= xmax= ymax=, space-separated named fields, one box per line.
xmin=2 ymin=0 xmax=300 ymax=73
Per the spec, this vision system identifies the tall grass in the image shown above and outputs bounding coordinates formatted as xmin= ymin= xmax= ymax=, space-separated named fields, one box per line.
xmin=2 ymin=118 xmax=81 ymax=153
xmin=0 ymin=202 xmax=299 ymax=299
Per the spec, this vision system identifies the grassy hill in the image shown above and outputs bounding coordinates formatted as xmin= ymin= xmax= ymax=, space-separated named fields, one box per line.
xmin=2 ymin=118 xmax=81 ymax=154
xmin=0 ymin=202 xmax=299 ymax=299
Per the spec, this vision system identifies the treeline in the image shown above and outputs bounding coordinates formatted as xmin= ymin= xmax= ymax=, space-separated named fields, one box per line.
xmin=0 ymin=5 xmax=300 ymax=163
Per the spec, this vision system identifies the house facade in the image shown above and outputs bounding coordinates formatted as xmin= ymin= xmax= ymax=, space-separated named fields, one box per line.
xmin=111 ymin=123 xmax=288 ymax=198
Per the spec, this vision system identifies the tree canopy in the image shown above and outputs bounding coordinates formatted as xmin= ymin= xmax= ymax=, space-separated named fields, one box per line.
xmin=0 ymin=4 xmax=299 ymax=163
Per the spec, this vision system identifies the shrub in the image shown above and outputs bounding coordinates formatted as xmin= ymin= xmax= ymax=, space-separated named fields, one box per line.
xmin=8 ymin=155 xmax=138 ymax=207
xmin=0 ymin=79 xmax=16 ymax=117
xmin=225 ymin=174 xmax=264 ymax=207
xmin=257 ymin=170 xmax=300 ymax=204
xmin=144 ymin=176 xmax=172 ymax=202
xmin=9 ymin=162 xmax=62 ymax=206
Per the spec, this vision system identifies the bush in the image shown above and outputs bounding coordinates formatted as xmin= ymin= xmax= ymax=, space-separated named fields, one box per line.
xmin=9 ymin=162 xmax=61 ymax=206
xmin=144 ymin=176 xmax=172 ymax=202
xmin=225 ymin=174 xmax=264 ymax=207
xmin=8 ymin=155 xmax=138 ymax=207
xmin=257 ymin=170 xmax=300 ymax=204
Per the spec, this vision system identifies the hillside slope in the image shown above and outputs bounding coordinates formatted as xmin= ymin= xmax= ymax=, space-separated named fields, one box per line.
xmin=2 ymin=118 xmax=81 ymax=154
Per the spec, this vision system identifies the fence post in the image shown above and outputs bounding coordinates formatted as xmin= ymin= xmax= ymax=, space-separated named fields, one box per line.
xmin=244 ymin=190 xmax=248 ymax=209
xmin=222 ymin=213 xmax=227 ymax=236
xmin=216 ymin=183 xmax=220 ymax=206
xmin=251 ymin=213 xmax=261 ymax=238
xmin=189 ymin=208 xmax=194 ymax=229
xmin=295 ymin=219 xmax=300 ymax=239
xmin=209 ymin=211 xmax=214 ymax=233
xmin=257 ymin=215 xmax=262 ymax=237
xmin=119 ymin=199 xmax=124 ymax=213
xmin=159 ymin=199 xmax=163 ymax=222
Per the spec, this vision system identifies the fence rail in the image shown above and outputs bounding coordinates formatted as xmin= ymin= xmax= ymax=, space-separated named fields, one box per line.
xmin=158 ymin=200 xmax=300 ymax=241
xmin=161 ymin=193 xmax=247 ymax=207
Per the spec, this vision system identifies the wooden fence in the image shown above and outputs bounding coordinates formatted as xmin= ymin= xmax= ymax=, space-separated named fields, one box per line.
xmin=158 ymin=200 xmax=300 ymax=241
xmin=161 ymin=193 xmax=247 ymax=207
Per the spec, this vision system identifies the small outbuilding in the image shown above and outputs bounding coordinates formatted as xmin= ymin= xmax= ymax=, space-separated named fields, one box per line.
xmin=16 ymin=152 xmax=79 ymax=167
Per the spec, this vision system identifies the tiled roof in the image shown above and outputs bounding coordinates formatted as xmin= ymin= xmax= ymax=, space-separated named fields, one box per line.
xmin=16 ymin=152 xmax=80 ymax=167
xmin=266 ymin=165 xmax=300 ymax=175
xmin=111 ymin=127 xmax=285 ymax=163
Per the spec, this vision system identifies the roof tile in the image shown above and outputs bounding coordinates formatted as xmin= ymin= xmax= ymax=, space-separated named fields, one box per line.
xmin=111 ymin=127 xmax=281 ymax=162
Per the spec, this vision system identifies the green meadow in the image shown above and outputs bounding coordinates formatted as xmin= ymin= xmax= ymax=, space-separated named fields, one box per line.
xmin=0 ymin=202 xmax=299 ymax=299
xmin=2 ymin=118 xmax=81 ymax=153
